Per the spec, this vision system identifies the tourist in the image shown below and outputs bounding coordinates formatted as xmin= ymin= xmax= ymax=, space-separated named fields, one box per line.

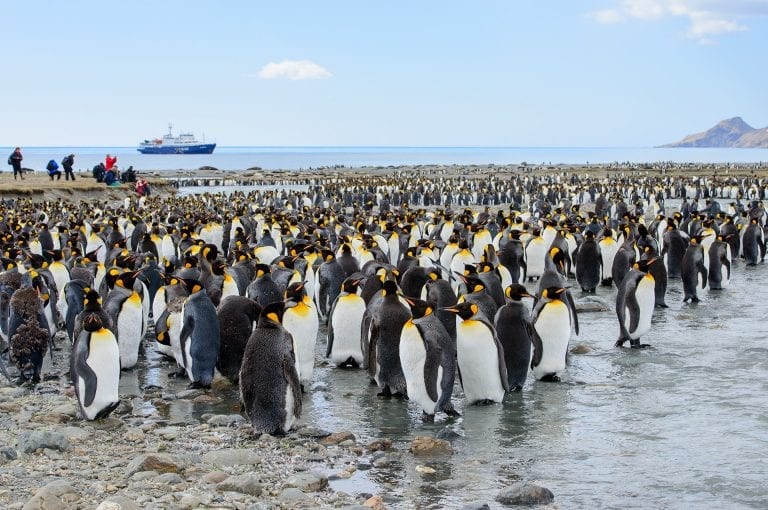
xmin=105 ymin=154 xmax=117 ymax=171
xmin=61 ymin=154 xmax=76 ymax=181
xmin=7 ymin=147 xmax=23 ymax=180
xmin=46 ymin=159 xmax=62 ymax=180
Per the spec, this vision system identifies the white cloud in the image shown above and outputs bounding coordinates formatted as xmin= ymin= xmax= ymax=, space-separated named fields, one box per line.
xmin=257 ymin=60 xmax=332 ymax=80
xmin=588 ymin=0 xmax=763 ymax=41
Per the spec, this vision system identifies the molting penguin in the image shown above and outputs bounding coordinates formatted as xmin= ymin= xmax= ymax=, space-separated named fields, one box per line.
xmin=530 ymin=287 xmax=572 ymax=382
xmin=71 ymin=314 xmax=120 ymax=420
xmin=8 ymin=287 xmax=50 ymax=385
xmin=216 ymin=295 xmax=261 ymax=383
xmin=444 ymin=301 xmax=508 ymax=404
xmin=239 ymin=301 xmax=302 ymax=436
xmin=246 ymin=263 xmax=283 ymax=307
xmin=179 ymin=278 xmax=220 ymax=388
xmin=316 ymin=249 xmax=346 ymax=320
xmin=494 ymin=283 xmax=534 ymax=391
xmin=681 ymin=234 xmax=708 ymax=303
xmin=401 ymin=297 xmax=458 ymax=420
xmin=282 ymin=282 xmax=319 ymax=389
xmin=615 ymin=259 xmax=657 ymax=348
xmin=326 ymin=276 xmax=366 ymax=367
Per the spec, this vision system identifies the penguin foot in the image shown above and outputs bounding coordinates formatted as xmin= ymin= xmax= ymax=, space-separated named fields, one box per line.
xmin=655 ymin=302 xmax=669 ymax=308
xmin=539 ymin=373 xmax=561 ymax=383
xmin=508 ymin=384 xmax=524 ymax=392
xmin=443 ymin=407 xmax=462 ymax=417
xmin=377 ymin=387 xmax=392 ymax=399
xmin=168 ymin=369 xmax=187 ymax=379
xmin=187 ymin=381 xmax=210 ymax=390
xmin=614 ymin=339 xmax=628 ymax=348
xmin=421 ymin=412 xmax=435 ymax=423
xmin=630 ymin=343 xmax=652 ymax=349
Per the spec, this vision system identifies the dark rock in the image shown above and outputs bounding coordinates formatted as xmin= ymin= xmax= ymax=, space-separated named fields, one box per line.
xmin=366 ymin=438 xmax=392 ymax=452
xmin=436 ymin=427 xmax=463 ymax=440
xmin=496 ymin=482 xmax=554 ymax=506
xmin=461 ymin=504 xmax=490 ymax=510
xmin=1 ymin=447 xmax=17 ymax=460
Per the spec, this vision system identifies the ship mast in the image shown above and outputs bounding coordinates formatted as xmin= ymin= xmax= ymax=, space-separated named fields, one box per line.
xmin=168 ymin=123 xmax=173 ymax=137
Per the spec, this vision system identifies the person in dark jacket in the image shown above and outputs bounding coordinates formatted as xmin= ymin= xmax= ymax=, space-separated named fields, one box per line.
xmin=8 ymin=147 xmax=23 ymax=180
xmin=62 ymin=154 xmax=76 ymax=181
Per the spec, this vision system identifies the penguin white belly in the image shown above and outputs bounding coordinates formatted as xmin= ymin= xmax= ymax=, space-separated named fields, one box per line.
xmin=222 ymin=276 xmax=240 ymax=300
xmin=456 ymin=322 xmax=505 ymax=404
xmin=329 ymin=295 xmax=366 ymax=366
xmin=533 ymin=302 xmax=571 ymax=380
xmin=167 ymin=312 xmax=185 ymax=368
xmin=628 ymin=277 xmax=655 ymax=339
xmin=600 ymin=242 xmax=618 ymax=280
xmin=720 ymin=262 xmax=730 ymax=288
xmin=283 ymin=302 xmax=319 ymax=386
xmin=525 ymin=242 xmax=546 ymax=279
xmin=152 ymin=288 xmax=168 ymax=323
xmin=161 ymin=237 xmax=176 ymax=261
xmin=57 ymin=286 xmax=68 ymax=328
xmin=184 ymin=333 xmax=195 ymax=382
xmin=79 ymin=332 xmax=120 ymax=420
xmin=117 ymin=293 xmax=144 ymax=369
xmin=399 ymin=323 xmax=436 ymax=414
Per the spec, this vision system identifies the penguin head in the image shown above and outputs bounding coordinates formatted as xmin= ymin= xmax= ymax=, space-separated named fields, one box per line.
xmin=254 ymin=263 xmax=272 ymax=278
xmin=443 ymin=301 xmax=480 ymax=321
xmin=82 ymin=288 xmax=103 ymax=311
xmin=83 ymin=313 xmax=105 ymax=332
xmin=260 ymin=300 xmax=289 ymax=326
xmin=404 ymin=296 xmax=432 ymax=319
xmin=181 ymin=278 xmax=205 ymax=295
xmin=341 ymin=276 xmax=362 ymax=294
xmin=285 ymin=282 xmax=307 ymax=302
xmin=115 ymin=269 xmax=142 ymax=290
xmin=541 ymin=287 xmax=566 ymax=301
xmin=382 ymin=280 xmax=400 ymax=297
xmin=633 ymin=258 xmax=657 ymax=273
xmin=505 ymin=284 xmax=533 ymax=302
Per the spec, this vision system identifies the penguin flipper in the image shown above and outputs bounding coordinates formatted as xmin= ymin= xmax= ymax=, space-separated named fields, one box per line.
xmin=494 ymin=333 xmax=510 ymax=392
xmin=416 ymin=326 xmax=440 ymax=403
xmin=723 ymin=258 xmax=731 ymax=280
xmin=698 ymin=263 xmax=708 ymax=289
xmin=625 ymin=284 xmax=641 ymax=337
xmin=72 ymin=334 xmax=98 ymax=408
xmin=283 ymin=353 xmax=303 ymax=418
xmin=366 ymin=322 xmax=379 ymax=380
xmin=565 ymin=291 xmax=579 ymax=336
xmin=530 ymin=329 xmax=543 ymax=370
xmin=325 ymin=295 xmax=340 ymax=357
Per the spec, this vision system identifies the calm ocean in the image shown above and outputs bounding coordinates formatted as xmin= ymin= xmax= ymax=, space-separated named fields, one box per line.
xmin=2 ymin=146 xmax=767 ymax=173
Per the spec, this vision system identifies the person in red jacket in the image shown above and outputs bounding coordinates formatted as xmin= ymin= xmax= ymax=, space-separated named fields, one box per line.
xmin=105 ymin=154 xmax=117 ymax=171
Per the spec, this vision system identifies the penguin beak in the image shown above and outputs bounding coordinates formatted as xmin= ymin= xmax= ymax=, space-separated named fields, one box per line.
xmin=441 ymin=307 xmax=459 ymax=314
xmin=283 ymin=299 xmax=298 ymax=309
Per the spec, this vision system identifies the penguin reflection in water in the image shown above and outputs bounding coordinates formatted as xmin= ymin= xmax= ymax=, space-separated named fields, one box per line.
xmin=615 ymin=259 xmax=657 ymax=349
xmin=240 ymin=301 xmax=302 ymax=436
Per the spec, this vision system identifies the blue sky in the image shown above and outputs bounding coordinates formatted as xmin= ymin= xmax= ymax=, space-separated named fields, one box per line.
xmin=1 ymin=1 xmax=767 ymax=147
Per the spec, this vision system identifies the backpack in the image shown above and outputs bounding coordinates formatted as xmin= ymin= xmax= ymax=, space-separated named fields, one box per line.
xmin=46 ymin=159 xmax=59 ymax=172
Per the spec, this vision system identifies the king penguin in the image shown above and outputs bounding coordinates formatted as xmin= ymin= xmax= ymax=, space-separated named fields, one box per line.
xmin=708 ymin=235 xmax=732 ymax=290
xmin=494 ymin=283 xmax=534 ymax=391
xmin=368 ymin=280 xmax=410 ymax=397
xmin=103 ymin=269 xmax=144 ymax=369
xmin=681 ymin=234 xmax=708 ymax=302
xmin=216 ymin=295 xmax=261 ymax=383
xmin=575 ymin=230 xmax=601 ymax=293
xmin=326 ymin=276 xmax=366 ymax=367
xmin=400 ymin=296 xmax=458 ymax=420
xmin=615 ymin=259 xmax=657 ymax=348
xmin=283 ymin=282 xmax=319 ymax=389
xmin=179 ymin=278 xmax=220 ymax=388
xmin=71 ymin=314 xmax=121 ymax=420
xmin=239 ymin=301 xmax=302 ymax=436
xmin=444 ymin=301 xmax=508 ymax=404
xmin=530 ymin=287 xmax=572 ymax=382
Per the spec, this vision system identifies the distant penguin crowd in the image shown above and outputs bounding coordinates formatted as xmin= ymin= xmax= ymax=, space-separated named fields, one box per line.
xmin=0 ymin=167 xmax=766 ymax=434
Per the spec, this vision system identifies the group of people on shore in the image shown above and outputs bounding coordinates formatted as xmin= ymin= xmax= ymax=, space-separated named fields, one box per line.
xmin=6 ymin=148 xmax=150 ymax=196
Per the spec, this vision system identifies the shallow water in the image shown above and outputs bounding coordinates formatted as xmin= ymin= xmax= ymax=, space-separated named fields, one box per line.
xmin=120 ymin=261 xmax=768 ymax=509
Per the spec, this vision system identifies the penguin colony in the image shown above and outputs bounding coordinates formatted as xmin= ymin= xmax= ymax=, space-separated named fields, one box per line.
xmin=0 ymin=167 xmax=766 ymax=433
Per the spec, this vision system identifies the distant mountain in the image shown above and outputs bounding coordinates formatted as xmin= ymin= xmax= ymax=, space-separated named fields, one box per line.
xmin=661 ymin=117 xmax=768 ymax=148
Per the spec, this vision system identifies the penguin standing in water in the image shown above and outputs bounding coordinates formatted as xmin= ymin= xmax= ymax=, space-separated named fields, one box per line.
xmin=530 ymin=287 xmax=573 ymax=382
xmin=598 ymin=227 xmax=619 ymax=285
xmin=641 ymin=246 xmax=668 ymax=308
xmin=368 ymin=280 xmax=410 ymax=397
xmin=444 ymin=302 xmax=507 ymax=404
xmin=240 ymin=301 xmax=302 ymax=436
xmin=494 ymin=283 xmax=534 ymax=391
xmin=317 ymin=249 xmax=346 ymax=321
xmin=179 ymin=278 xmax=220 ymax=388
xmin=615 ymin=259 xmax=657 ymax=348
xmin=742 ymin=218 xmax=765 ymax=266
xmin=216 ymin=295 xmax=260 ymax=383
xmin=71 ymin=314 xmax=120 ymax=420
xmin=575 ymin=230 xmax=601 ymax=293
xmin=103 ymin=270 xmax=144 ymax=369
xmin=400 ymin=297 xmax=458 ymax=420
xmin=708 ymin=235 xmax=732 ymax=290
xmin=73 ymin=288 xmax=112 ymax=345
xmin=662 ymin=219 xmax=688 ymax=279
xmin=282 ymin=282 xmax=319 ymax=389
xmin=681 ymin=234 xmax=708 ymax=303
xmin=327 ymin=276 xmax=366 ymax=367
